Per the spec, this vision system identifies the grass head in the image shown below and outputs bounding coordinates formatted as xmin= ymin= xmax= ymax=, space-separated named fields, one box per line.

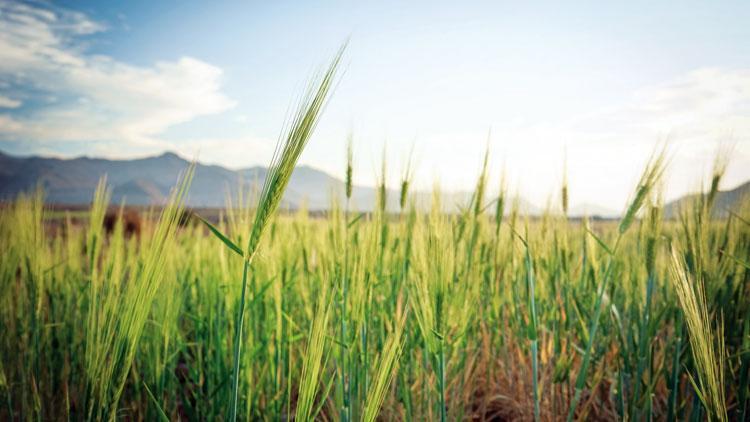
xmin=494 ymin=169 xmax=507 ymax=235
xmin=399 ymin=145 xmax=414 ymax=211
xmin=705 ymin=146 xmax=731 ymax=215
xmin=246 ymin=44 xmax=345 ymax=258
xmin=377 ymin=145 xmax=388 ymax=214
xmin=561 ymin=155 xmax=569 ymax=216
xmin=473 ymin=142 xmax=490 ymax=217
xmin=345 ymin=131 xmax=354 ymax=201
xmin=644 ymin=192 xmax=663 ymax=274
xmin=668 ymin=243 xmax=727 ymax=421
xmin=619 ymin=145 xmax=668 ymax=235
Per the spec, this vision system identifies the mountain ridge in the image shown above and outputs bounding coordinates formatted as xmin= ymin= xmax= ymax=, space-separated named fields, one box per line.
xmin=0 ymin=149 xmax=637 ymax=216
xmin=664 ymin=180 xmax=750 ymax=218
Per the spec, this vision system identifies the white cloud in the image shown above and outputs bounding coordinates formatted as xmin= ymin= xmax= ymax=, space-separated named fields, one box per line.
xmin=165 ymin=135 xmax=276 ymax=169
xmin=0 ymin=1 xmax=235 ymax=147
xmin=0 ymin=95 xmax=21 ymax=108
xmin=0 ymin=114 xmax=24 ymax=132
xmin=406 ymin=66 xmax=750 ymax=211
xmin=571 ymin=68 xmax=750 ymax=144
xmin=535 ymin=67 xmax=750 ymax=207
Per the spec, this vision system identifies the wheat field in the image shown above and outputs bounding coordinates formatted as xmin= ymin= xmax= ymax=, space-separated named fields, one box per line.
xmin=1 ymin=54 xmax=749 ymax=422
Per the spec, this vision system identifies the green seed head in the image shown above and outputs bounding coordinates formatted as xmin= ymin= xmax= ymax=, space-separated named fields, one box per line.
xmin=399 ymin=179 xmax=409 ymax=210
xmin=619 ymin=147 xmax=667 ymax=235
xmin=345 ymin=133 xmax=353 ymax=200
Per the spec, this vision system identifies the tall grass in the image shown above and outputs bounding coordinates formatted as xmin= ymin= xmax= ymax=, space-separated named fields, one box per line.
xmin=294 ymin=285 xmax=332 ymax=421
xmin=363 ymin=309 xmax=407 ymax=422
xmin=199 ymin=45 xmax=345 ymax=421
xmin=566 ymin=147 xmax=667 ymax=421
xmin=85 ymin=166 xmax=194 ymax=420
xmin=669 ymin=244 xmax=727 ymax=421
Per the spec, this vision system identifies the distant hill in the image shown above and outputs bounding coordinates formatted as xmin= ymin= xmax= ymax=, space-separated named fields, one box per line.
xmin=0 ymin=149 xmax=614 ymax=215
xmin=0 ymin=150 xmax=363 ymax=210
xmin=664 ymin=181 xmax=750 ymax=218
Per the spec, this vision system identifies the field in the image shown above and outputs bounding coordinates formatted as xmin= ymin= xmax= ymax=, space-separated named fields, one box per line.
xmin=2 ymin=150 xmax=749 ymax=421
xmin=2 ymin=57 xmax=749 ymax=422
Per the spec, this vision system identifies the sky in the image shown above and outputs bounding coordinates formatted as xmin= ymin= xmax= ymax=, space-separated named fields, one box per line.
xmin=1 ymin=0 xmax=750 ymax=210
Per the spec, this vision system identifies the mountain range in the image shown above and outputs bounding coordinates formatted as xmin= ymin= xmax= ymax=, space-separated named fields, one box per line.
xmin=0 ymin=150 xmax=356 ymax=210
xmin=663 ymin=180 xmax=750 ymax=218
xmin=1 ymin=150 xmax=746 ymax=217
xmin=0 ymin=150 xmax=544 ymax=214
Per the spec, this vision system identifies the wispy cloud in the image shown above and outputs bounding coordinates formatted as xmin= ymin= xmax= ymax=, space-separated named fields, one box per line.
xmin=0 ymin=1 xmax=235 ymax=151
xmin=470 ymin=66 xmax=750 ymax=208
xmin=571 ymin=67 xmax=750 ymax=146
xmin=569 ymin=68 xmax=750 ymax=203
xmin=0 ymin=95 xmax=21 ymax=108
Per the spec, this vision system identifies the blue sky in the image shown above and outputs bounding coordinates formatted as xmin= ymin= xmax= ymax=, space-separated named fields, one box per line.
xmin=1 ymin=1 xmax=750 ymax=209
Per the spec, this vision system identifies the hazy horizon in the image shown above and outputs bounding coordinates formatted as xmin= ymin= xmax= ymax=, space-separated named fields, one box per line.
xmin=1 ymin=1 xmax=749 ymax=209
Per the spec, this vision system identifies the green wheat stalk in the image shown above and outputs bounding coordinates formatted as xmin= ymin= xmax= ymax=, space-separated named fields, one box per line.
xmin=669 ymin=244 xmax=727 ymax=421
xmin=198 ymin=44 xmax=345 ymax=421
